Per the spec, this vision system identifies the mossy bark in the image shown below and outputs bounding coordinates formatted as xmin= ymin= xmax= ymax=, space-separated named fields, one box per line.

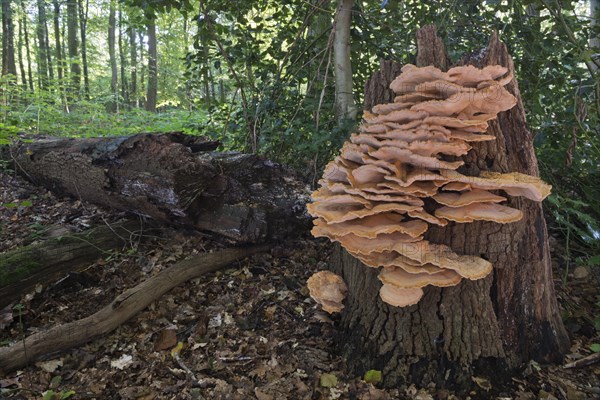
xmin=332 ymin=26 xmax=569 ymax=391
xmin=0 ymin=219 xmax=143 ymax=308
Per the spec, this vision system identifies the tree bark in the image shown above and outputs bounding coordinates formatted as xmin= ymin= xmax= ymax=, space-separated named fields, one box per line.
xmin=146 ymin=16 xmax=157 ymax=112
xmin=332 ymin=0 xmax=356 ymax=123
xmin=1 ymin=0 xmax=17 ymax=77
xmin=108 ymin=0 xmax=118 ymax=112
xmin=0 ymin=245 xmax=267 ymax=373
xmin=332 ymin=25 xmax=569 ymax=391
xmin=8 ymin=133 xmax=310 ymax=243
xmin=0 ymin=219 xmax=146 ymax=309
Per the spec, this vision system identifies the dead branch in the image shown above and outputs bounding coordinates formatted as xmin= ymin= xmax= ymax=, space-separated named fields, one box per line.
xmin=0 ymin=246 xmax=268 ymax=372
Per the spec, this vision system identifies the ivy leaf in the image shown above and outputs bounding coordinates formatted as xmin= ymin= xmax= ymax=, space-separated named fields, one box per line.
xmin=591 ymin=343 xmax=600 ymax=353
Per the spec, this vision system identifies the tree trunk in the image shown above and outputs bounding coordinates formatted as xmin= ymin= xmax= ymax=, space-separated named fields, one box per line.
xmin=78 ymin=0 xmax=89 ymax=98
xmin=139 ymin=31 xmax=145 ymax=108
xmin=45 ymin=16 xmax=54 ymax=82
xmin=52 ymin=0 xmax=63 ymax=83
xmin=108 ymin=0 xmax=118 ymax=112
xmin=0 ymin=219 xmax=145 ymax=309
xmin=1 ymin=0 xmax=17 ymax=77
xmin=35 ymin=0 xmax=48 ymax=89
xmin=52 ymin=0 xmax=67 ymax=108
xmin=331 ymin=25 xmax=569 ymax=391
xmin=146 ymin=16 xmax=157 ymax=112
xmin=118 ymin=7 xmax=129 ymax=106
xmin=332 ymin=0 xmax=356 ymax=123
xmin=591 ymin=0 xmax=599 ymax=71
xmin=129 ymin=26 xmax=137 ymax=107
xmin=17 ymin=1 xmax=26 ymax=89
xmin=20 ymin=0 xmax=33 ymax=92
xmin=67 ymin=0 xmax=80 ymax=100
xmin=8 ymin=133 xmax=310 ymax=243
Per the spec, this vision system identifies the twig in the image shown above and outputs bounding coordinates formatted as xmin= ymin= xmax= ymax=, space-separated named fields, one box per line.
xmin=564 ymin=352 xmax=600 ymax=369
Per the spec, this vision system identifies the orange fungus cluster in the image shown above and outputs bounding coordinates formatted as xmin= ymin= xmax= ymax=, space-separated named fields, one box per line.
xmin=306 ymin=64 xmax=552 ymax=310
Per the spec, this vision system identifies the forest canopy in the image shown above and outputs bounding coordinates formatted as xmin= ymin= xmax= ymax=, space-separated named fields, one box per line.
xmin=1 ymin=0 xmax=599 ymax=263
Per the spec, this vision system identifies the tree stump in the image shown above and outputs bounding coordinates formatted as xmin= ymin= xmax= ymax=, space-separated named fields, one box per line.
xmin=332 ymin=25 xmax=569 ymax=390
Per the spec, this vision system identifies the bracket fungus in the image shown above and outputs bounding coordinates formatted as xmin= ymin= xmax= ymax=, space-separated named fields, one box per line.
xmin=307 ymin=63 xmax=553 ymax=309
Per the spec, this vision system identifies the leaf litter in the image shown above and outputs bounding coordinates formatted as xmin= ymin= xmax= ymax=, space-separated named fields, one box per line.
xmin=0 ymin=170 xmax=599 ymax=399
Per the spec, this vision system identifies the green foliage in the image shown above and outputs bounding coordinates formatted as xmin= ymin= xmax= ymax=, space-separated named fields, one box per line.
xmin=0 ymin=78 xmax=209 ymax=137
xmin=42 ymin=390 xmax=76 ymax=400
xmin=4 ymin=0 xmax=600 ymax=257
xmin=363 ymin=369 xmax=382 ymax=384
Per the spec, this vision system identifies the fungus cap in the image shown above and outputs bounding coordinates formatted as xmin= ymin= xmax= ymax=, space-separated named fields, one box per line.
xmin=379 ymin=284 xmax=423 ymax=307
xmin=307 ymin=271 xmax=348 ymax=314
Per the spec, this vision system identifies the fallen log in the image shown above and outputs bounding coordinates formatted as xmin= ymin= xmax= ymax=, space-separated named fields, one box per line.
xmin=0 ymin=245 xmax=267 ymax=372
xmin=0 ymin=219 xmax=146 ymax=309
xmin=6 ymin=132 xmax=310 ymax=243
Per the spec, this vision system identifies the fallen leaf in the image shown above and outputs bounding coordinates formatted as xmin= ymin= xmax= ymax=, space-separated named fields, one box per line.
xmin=471 ymin=376 xmax=491 ymax=391
xmin=320 ymin=373 xmax=338 ymax=388
xmin=110 ymin=354 xmax=133 ymax=370
xmin=36 ymin=359 xmax=63 ymax=373
xmin=154 ymin=329 xmax=178 ymax=351
xmin=254 ymin=387 xmax=274 ymax=400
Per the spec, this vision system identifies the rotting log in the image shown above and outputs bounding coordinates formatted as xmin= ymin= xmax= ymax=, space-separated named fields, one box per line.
xmin=331 ymin=26 xmax=569 ymax=391
xmin=0 ymin=245 xmax=267 ymax=372
xmin=5 ymin=132 xmax=310 ymax=243
xmin=0 ymin=219 xmax=146 ymax=309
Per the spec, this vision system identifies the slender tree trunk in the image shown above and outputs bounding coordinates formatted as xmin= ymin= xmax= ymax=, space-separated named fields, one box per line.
xmin=332 ymin=26 xmax=569 ymax=392
xmin=108 ymin=0 xmax=118 ymax=112
xmin=118 ymin=6 xmax=129 ymax=106
xmin=52 ymin=0 xmax=63 ymax=83
xmin=35 ymin=0 xmax=49 ymax=89
xmin=44 ymin=16 xmax=53 ymax=81
xmin=591 ymin=0 xmax=599 ymax=71
xmin=201 ymin=29 xmax=210 ymax=105
xmin=146 ymin=16 xmax=157 ymax=112
xmin=17 ymin=3 xmax=26 ymax=90
xmin=332 ymin=0 xmax=356 ymax=123
xmin=139 ymin=31 xmax=145 ymax=108
xmin=67 ymin=0 xmax=80 ymax=100
xmin=20 ymin=0 xmax=33 ymax=91
xmin=1 ymin=0 xmax=17 ymax=77
xmin=129 ymin=26 xmax=137 ymax=107
xmin=78 ymin=0 xmax=89 ymax=98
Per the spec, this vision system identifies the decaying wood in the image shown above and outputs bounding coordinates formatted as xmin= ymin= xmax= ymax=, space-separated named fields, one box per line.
xmin=0 ymin=246 xmax=267 ymax=373
xmin=332 ymin=25 xmax=569 ymax=389
xmin=6 ymin=132 xmax=310 ymax=243
xmin=0 ymin=219 xmax=146 ymax=309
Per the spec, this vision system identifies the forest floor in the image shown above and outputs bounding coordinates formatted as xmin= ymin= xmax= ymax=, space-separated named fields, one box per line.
xmin=0 ymin=169 xmax=599 ymax=400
